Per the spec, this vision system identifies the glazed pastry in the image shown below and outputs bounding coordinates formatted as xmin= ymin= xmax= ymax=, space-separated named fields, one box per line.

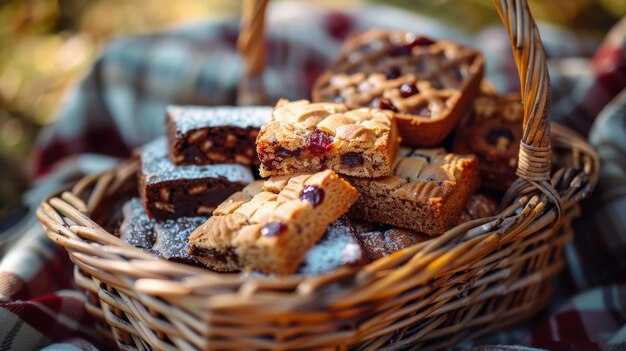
xmin=312 ymin=29 xmax=484 ymax=147
xmin=347 ymin=148 xmax=479 ymax=236
xmin=256 ymin=99 xmax=399 ymax=178
xmin=453 ymin=91 xmax=523 ymax=191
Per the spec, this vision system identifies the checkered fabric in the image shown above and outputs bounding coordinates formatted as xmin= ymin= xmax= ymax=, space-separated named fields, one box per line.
xmin=3 ymin=2 xmax=625 ymax=350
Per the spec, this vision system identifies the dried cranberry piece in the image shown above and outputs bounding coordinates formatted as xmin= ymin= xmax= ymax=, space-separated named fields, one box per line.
xmin=306 ymin=129 xmax=334 ymax=155
xmin=486 ymin=128 xmax=515 ymax=145
xmin=341 ymin=152 xmax=364 ymax=167
xmin=370 ymin=97 xmax=398 ymax=112
xmin=383 ymin=66 xmax=401 ymax=79
xmin=276 ymin=147 xmax=301 ymax=158
xmin=300 ymin=185 xmax=325 ymax=207
xmin=412 ymin=36 xmax=435 ymax=46
xmin=261 ymin=222 xmax=288 ymax=237
xmin=400 ymin=82 xmax=419 ymax=98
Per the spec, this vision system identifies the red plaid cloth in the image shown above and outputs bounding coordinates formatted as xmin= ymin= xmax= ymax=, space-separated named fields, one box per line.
xmin=4 ymin=3 xmax=626 ymax=350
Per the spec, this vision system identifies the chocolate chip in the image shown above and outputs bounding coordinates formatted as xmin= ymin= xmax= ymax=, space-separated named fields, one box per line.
xmin=261 ymin=222 xmax=288 ymax=237
xmin=370 ymin=97 xmax=398 ymax=112
xmin=300 ymin=185 xmax=325 ymax=207
xmin=341 ymin=152 xmax=364 ymax=167
xmin=306 ymin=129 xmax=334 ymax=155
xmin=486 ymin=128 xmax=515 ymax=145
xmin=383 ymin=66 xmax=401 ymax=79
xmin=400 ymin=82 xmax=419 ymax=98
xmin=276 ymin=147 xmax=301 ymax=158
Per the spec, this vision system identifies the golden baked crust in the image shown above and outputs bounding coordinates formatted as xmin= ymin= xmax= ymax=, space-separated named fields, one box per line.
xmin=188 ymin=170 xmax=359 ymax=275
xmin=256 ymin=99 xmax=399 ymax=178
xmin=312 ymin=29 xmax=484 ymax=147
xmin=347 ymin=148 xmax=479 ymax=236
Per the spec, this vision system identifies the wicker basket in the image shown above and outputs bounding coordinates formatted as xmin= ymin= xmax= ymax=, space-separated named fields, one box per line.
xmin=37 ymin=1 xmax=600 ymax=350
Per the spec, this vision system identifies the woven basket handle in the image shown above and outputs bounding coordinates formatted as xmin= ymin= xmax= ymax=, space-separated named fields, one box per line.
xmin=491 ymin=0 xmax=562 ymax=215
xmin=236 ymin=0 xmax=269 ymax=105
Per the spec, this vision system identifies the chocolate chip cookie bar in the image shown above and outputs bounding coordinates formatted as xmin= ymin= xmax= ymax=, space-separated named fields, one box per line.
xmin=353 ymin=221 xmax=429 ymax=261
xmin=119 ymin=198 xmax=206 ymax=266
xmin=312 ymin=29 xmax=484 ymax=147
xmin=188 ymin=170 xmax=359 ymax=275
xmin=347 ymin=148 xmax=479 ymax=236
xmin=139 ymin=137 xmax=254 ymax=220
xmin=166 ymin=105 xmax=270 ymax=165
xmin=453 ymin=91 xmax=523 ymax=191
xmin=256 ymin=99 xmax=399 ymax=178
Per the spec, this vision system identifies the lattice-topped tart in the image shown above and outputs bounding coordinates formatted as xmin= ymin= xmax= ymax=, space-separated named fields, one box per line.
xmin=312 ymin=29 xmax=484 ymax=146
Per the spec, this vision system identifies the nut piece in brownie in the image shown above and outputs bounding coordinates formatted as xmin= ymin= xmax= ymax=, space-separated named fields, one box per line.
xmin=167 ymin=105 xmax=270 ymax=165
xmin=257 ymin=99 xmax=399 ymax=178
xmin=299 ymin=215 xmax=368 ymax=275
xmin=453 ymin=91 xmax=523 ymax=191
xmin=312 ymin=29 xmax=484 ymax=147
xmin=188 ymin=170 xmax=359 ymax=275
xmin=119 ymin=198 xmax=207 ymax=267
xmin=347 ymin=148 xmax=479 ymax=236
xmin=139 ymin=137 xmax=254 ymax=220
xmin=353 ymin=221 xmax=429 ymax=261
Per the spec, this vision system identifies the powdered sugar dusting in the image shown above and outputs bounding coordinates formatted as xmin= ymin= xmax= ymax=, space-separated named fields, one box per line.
xmin=168 ymin=105 xmax=271 ymax=134
xmin=120 ymin=198 xmax=207 ymax=263
xmin=299 ymin=217 xmax=367 ymax=275
xmin=141 ymin=137 xmax=254 ymax=184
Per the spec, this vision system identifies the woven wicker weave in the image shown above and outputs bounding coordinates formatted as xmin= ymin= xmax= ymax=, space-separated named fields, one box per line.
xmin=37 ymin=1 xmax=599 ymax=350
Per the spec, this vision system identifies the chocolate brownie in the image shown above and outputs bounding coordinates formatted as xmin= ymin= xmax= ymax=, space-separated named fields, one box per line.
xmin=188 ymin=170 xmax=359 ymax=275
xmin=347 ymin=148 xmax=479 ymax=236
xmin=456 ymin=194 xmax=499 ymax=225
xmin=312 ymin=29 xmax=484 ymax=147
xmin=166 ymin=105 xmax=270 ymax=165
xmin=119 ymin=198 xmax=206 ymax=266
xmin=139 ymin=137 xmax=254 ymax=220
xmin=353 ymin=221 xmax=429 ymax=261
xmin=256 ymin=99 xmax=399 ymax=178
xmin=299 ymin=215 xmax=368 ymax=275
xmin=453 ymin=91 xmax=523 ymax=191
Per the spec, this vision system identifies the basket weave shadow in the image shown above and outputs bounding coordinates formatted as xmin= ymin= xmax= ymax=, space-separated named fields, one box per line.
xmin=37 ymin=1 xmax=600 ymax=350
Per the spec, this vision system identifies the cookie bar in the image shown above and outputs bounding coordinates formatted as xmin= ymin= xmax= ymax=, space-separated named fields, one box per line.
xmin=453 ymin=91 xmax=522 ymax=191
xmin=456 ymin=194 xmax=498 ymax=225
xmin=299 ymin=216 xmax=368 ymax=275
xmin=353 ymin=221 xmax=429 ymax=261
xmin=139 ymin=137 xmax=254 ymax=220
xmin=188 ymin=170 xmax=359 ymax=275
xmin=166 ymin=105 xmax=270 ymax=165
xmin=119 ymin=198 xmax=206 ymax=266
xmin=256 ymin=99 xmax=399 ymax=178
xmin=312 ymin=29 xmax=484 ymax=147
xmin=347 ymin=148 xmax=479 ymax=236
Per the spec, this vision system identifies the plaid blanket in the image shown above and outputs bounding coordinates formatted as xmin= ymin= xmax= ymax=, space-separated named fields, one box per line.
xmin=3 ymin=2 xmax=626 ymax=350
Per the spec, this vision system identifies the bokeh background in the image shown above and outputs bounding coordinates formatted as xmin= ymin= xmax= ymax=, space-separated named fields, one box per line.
xmin=0 ymin=0 xmax=624 ymax=219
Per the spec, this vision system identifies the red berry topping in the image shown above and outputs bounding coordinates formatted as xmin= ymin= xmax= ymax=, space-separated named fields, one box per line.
xmin=306 ymin=129 xmax=334 ymax=155
xmin=300 ymin=185 xmax=325 ymax=207
xmin=370 ymin=97 xmax=398 ymax=112
xmin=412 ymin=36 xmax=435 ymax=46
xmin=261 ymin=222 xmax=288 ymax=237
xmin=383 ymin=66 xmax=401 ymax=79
xmin=400 ymin=82 xmax=419 ymax=98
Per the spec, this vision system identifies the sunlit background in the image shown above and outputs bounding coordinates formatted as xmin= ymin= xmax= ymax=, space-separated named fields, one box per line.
xmin=0 ymin=0 xmax=624 ymax=219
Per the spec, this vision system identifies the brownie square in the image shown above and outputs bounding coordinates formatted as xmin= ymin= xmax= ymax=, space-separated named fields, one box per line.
xmin=166 ymin=105 xmax=271 ymax=165
xmin=139 ymin=137 xmax=254 ymax=220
